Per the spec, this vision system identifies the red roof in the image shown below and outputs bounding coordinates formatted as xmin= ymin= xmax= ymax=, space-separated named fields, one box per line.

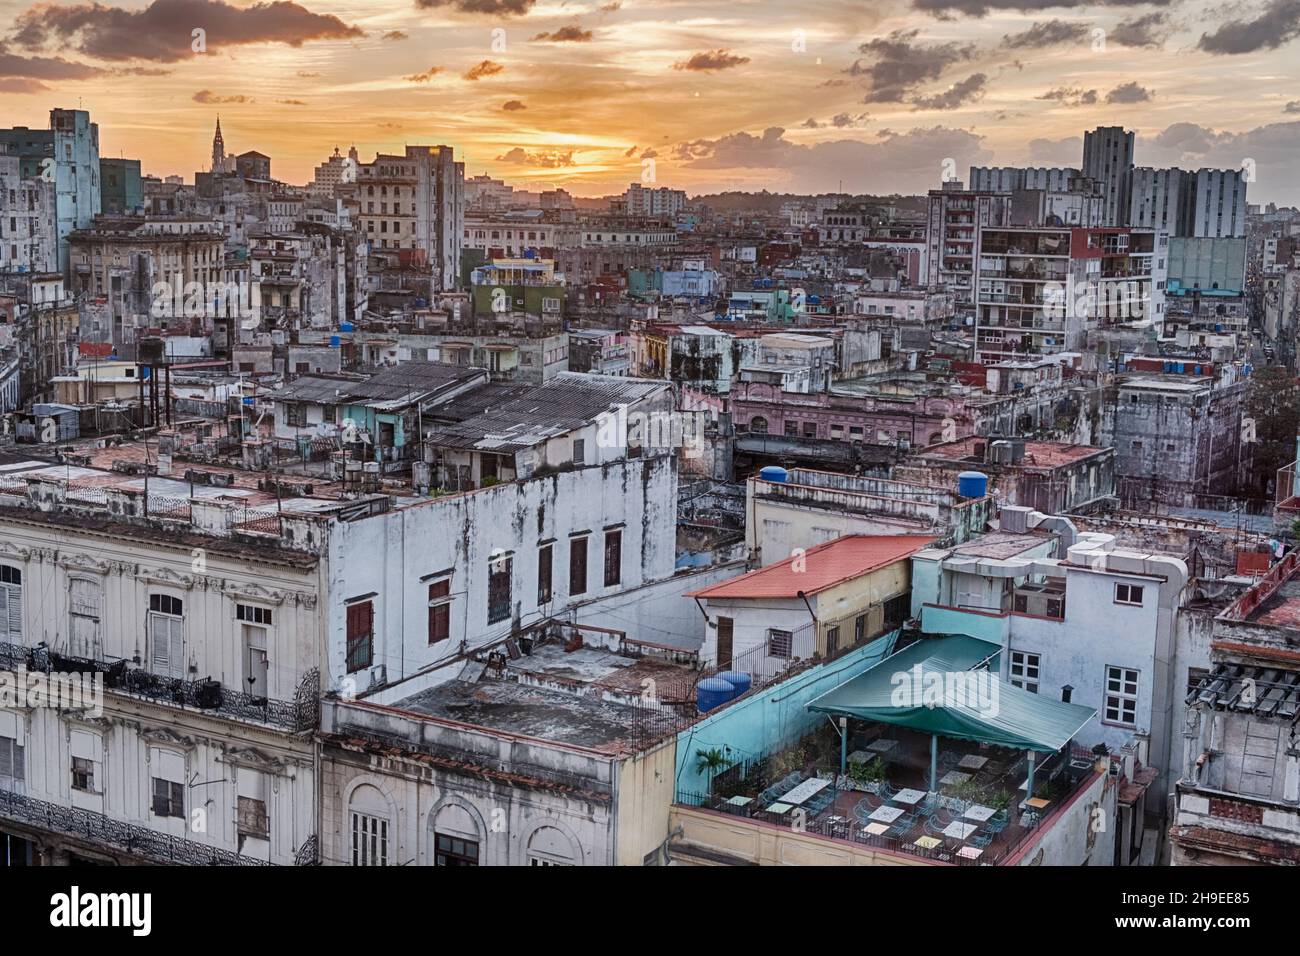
xmin=688 ymin=535 xmax=934 ymax=600
xmin=78 ymin=342 xmax=114 ymax=359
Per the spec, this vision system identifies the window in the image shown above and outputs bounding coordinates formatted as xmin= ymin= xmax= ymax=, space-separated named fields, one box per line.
xmin=71 ymin=756 xmax=95 ymax=792
xmin=69 ymin=578 xmax=102 ymax=658
xmin=351 ymin=812 xmax=388 ymax=866
xmin=237 ymin=604 xmax=273 ymax=626
xmin=488 ymin=554 xmax=513 ymax=625
xmin=1186 ymin=667 xmax=1209 ymax=699
xmin=237 ymin=796 xmax=270 ymax=839
xmin=1105 ymin=666 xmax=1139 ymax=727
xmin=0 ymin=735 xmax=25 ymax=790
xmin=749 ymin=416 xmax=767 ymax=434
xmin=569 ymin=537 xmax=588 ymax=596
xmin=784 ymin=421 xmax=799 ymax=437
xmin=1010 ymin=651 xmax=1040 ymax=694
xmin=148 ymin=594 xmax=185 ymax=678
xmin=285 ymin=403 xmax=308 ymax=427
xmin=0 ymin=565 xmax=21 ymax=640
xmin=428 ymin=580 xmax=451 ymax=644
xmin=854 ymin=614 xmax=865 ymax=644
xmin=768 ymin=629 xmax=793 ymax=659
xmin=537 ymin=544 xmax=553 ymax=604
xmin=152 ymin=777 xmax=184 ymax=817
xmin=572 ymin=438 xmax=585 ymax=464
xmin=434 ymin=832 xmax=479 ymax=866
xmin=826 ymin=625 xmax=840 ymax=657
xmin=346 ymin=601 xmax=374 ymax=673
xmin=603 ymin=530 xmax=622 ymax=587
xmin=1114 ymin=583 xmax=1144 ymax=606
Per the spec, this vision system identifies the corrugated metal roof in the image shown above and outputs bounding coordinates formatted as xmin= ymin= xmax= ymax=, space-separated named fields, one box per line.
xmin=263 ymin=362 xmax=486 ymax=407
xmin=424 ymin=372 xmax=669 ymax=453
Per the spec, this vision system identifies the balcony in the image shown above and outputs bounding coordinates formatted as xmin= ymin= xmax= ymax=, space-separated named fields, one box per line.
xmin=677 ymin=722 xmax=1106 ymax=866
xmin=0 ymin=642 xmax=319 ymax=732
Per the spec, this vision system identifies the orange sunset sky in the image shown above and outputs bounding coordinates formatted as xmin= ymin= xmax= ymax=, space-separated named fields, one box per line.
xmin=1 ymin=0 xmax=1299 ymax=202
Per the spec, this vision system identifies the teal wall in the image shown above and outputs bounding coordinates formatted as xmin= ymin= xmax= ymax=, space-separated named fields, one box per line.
xmin=919 ymin=605 xmax=1009 ymax=646
xmin=674 ymin=632 xmax=900 ymax=796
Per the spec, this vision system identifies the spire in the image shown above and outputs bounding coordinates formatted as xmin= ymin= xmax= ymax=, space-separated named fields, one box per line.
xmin=211 ymin=115 xmax=226 ymax=174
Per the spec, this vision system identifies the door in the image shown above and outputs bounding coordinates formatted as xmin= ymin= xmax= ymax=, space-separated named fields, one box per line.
xmin=716 ymin=616 xmax=733 ymax=669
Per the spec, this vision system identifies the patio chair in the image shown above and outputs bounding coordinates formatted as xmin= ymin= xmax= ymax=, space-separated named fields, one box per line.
xmin=968 ymin=832 xmax=994 ymax=850
xmin=924 ymin=814 xmax=951 ymax=838
xmin=915 ymin=795 xmax=938 ymax=818
xmin=853 ymin=799 xmax=876 ymax=825
xmin=887 ymin=813 xmax=916 ymax=838
xmin=880 ymin=782 xmax=899 ymax=800
xmin=985 ymin=811 xmax=1009 ymax=834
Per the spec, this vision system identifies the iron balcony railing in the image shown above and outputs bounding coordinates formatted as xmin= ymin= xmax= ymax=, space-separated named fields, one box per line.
xmin=0 ymin=642 xmax=320 ymax=732
xmin=0 ymin=788 xmax=320 ymax=866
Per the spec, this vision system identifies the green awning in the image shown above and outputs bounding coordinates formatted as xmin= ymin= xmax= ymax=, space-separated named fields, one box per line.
xmin=807 ymin=635 xmax=1097 ymax=753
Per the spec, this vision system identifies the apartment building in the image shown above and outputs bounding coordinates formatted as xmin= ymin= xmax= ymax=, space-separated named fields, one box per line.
xmin=1081 ymin=126 xmax=1134 ymax=228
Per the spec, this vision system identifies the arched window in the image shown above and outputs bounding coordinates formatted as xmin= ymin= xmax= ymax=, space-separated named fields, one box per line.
xmin=432 ymin=803 xmax=481 ymax=866
xmin=749 ymin=416 xmax=768 ymax=434
xmin=348 ymin=784 xmax=392 ymax=866
xmin=527 ymin=826 xmax=579 ymax=866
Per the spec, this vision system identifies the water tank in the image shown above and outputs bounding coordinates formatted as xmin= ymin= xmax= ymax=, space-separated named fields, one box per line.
xmin=759 ymin=466 xmax=789 ymax=483
xmin=340 ymin=322 xmax=354 ymax=333
xmin=717 ymin=671 xmax=752 ymax=698
xmin=957 ymin=471 xmax=988 ymax=499
xmin=329 ymin=335 xmax=341 ymax=348
xmin=697 ymin=678 xmax=735 ymax=714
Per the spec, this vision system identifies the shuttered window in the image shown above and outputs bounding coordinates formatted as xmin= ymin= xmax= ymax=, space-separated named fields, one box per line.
xmin=0 ymin=565 xmax=22 ymax=640
xmin=346 ymin=601 xmax=373 ymax=672
xmin=148 ymin=595 xmax=185 ymax=678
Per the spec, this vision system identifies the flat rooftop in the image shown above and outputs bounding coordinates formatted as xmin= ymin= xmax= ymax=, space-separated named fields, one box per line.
xmin=916 ymin=437 xmax=1107 ymax=468
xmin=392 ymin=641 xmax=695 ymax=753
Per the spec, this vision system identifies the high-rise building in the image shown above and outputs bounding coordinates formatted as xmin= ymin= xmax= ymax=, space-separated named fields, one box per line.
xmin=623 ymin=183 xmax=686 ymax=218
xmin=355 ymin=145 xmax=464 ymax=291
xmin=1082 ymin=126 xmax=1134 ymax=227
xmin=0 ymin=154 xmax=57 ymax=273
xmin=1187 ymin=168 xmax=1247 ymax=238
xmin=969 ymin=167 xmax=1080 ymax=193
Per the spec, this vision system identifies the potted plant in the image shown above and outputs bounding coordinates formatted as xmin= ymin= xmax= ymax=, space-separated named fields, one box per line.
xmin=695 ymin=747 xmax=729 ymax=795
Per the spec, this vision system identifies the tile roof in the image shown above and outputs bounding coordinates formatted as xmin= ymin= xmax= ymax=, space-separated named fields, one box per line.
xmin=688 ymin=534 xmax=934 ymax=600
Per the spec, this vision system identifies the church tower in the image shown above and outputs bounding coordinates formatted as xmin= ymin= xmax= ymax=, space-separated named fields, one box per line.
xmin=211 ymin=116 xmax=225 ymax=174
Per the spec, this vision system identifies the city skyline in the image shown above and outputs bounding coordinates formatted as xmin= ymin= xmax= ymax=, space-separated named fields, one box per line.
xmin=1 ymin=0 xmax=1299 ymax=203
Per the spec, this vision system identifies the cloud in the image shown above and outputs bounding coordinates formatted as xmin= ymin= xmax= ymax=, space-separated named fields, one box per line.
xmin=10 ymin=0 xmax=364 ymax=63
xmin=1027 ymin=135 xmax=1083 ymax=165
xmin=278 ymin=98 xmax=306 ymax=105
xmin=193 ymin=90 xmax=251 ymax=103
xmin=1002 ymin=19 xmax=1090 ymax=48
xmin=640 ymin=148 xmax=658 ymax=158
xmin=623 ymin=145 xmax=638 ymax=157
xmin=495 ymin=146 xmax=576 ymax=167
xmin=850 ymin=30 xmax=976 ymax=104
xmin=502 ymin=99 xmax=526 ymax=110
xmin=673 ymin=49 xmax=749 ymax=71
xmin=0 ymin=47 xmax=103 ymax=79
xmin=383 ymin=30 xmax=408 ymax=41
xmin=1110 ymin=12 xmax=1170 ymax=48
xmin=1038 ymin=86 xmax=1098 ymax=107
xmin=1139 ymin=123 xmax=1300 ymax=201
xmin=1287 ymin=101 xmax=1300 ymax=113
xmin=297 ymin=70 xmax=321 ymax=77
xmin=0 ymin=76 xmax=48 ymax=92
xmin=413 ymin=0 xmax=535 ymax=14
xmin=673 ymin=125 xmax=994 ymax=194
xmin=913 ymin=0 xmax=1171 ymax=16
xmin=405 ymin=66 xmax=442 ymax=82
xmin=1106 ymin=80 xmax=1152 ymax=103
xmin=533 ymin=25 xmax=593 ymax=42
xmin=911 ymin=72 xmax=987 ymax=110
xmin=1198 ymin=0 xmax=1300 ymax=54
xmin=464 ymin=59 xmax=504 ymax=80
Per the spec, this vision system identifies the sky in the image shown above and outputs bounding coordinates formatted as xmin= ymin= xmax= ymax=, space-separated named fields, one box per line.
xmin=1 ymin=0 xmax=1298 ymax=204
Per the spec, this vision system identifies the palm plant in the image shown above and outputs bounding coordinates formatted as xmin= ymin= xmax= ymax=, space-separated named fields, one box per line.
xmin=695 ymin=747 xmax=729 ymax=793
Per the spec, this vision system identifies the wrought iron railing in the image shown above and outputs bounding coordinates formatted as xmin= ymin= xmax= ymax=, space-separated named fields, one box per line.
xmin=0 ymin=642 xmax=320 ymax=732
xmin=0 ymin=788 xmax=295 ymax=866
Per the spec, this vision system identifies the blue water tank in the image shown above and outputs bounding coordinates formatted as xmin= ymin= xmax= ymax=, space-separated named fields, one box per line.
xmin=697 ymin=678 xmax=735 ymax=714
xmin=759 ymin=465 xmax=789 ymax=483
xmin=329 ymin=335 xmax=341 ymax=348
xmin=340 ymin=322 xmax=354 ymax=333
xmin=957 ymin=471 xmax=988 ymax=499
xmin=717 ymin=671 xmax=752 ymax=698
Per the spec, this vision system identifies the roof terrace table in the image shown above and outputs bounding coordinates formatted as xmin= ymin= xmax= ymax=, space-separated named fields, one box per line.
xmin=964 ymin=804 xmax=996 ymax=823
xmin=868 ymin=805 xmax=905 ymax=824
xmin=942 ymin=820 xmax=978 ymax=840
xmin=781 ymin=776 xmax=831 ymax=806
xmin=892 ymin=788 xmax=927 ymax=806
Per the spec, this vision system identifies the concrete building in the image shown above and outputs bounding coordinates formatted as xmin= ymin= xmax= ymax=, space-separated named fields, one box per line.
xmin=1171 ymin=551 xmax=1300 ymax=865
xmin=354 ymin=146 xmax=465 ymax=291
xmin=622 ymin=183 xmax=686 ymax=219
xmin=99 ymin=159 xmax=143 ymax=216
xmin=0 ymin=155 xmax=57 ymax=274
xmin=1081 ymin=126 xmax=1134 ymax=228
xmin=969 ymin=167 xmax=1080 ymax=193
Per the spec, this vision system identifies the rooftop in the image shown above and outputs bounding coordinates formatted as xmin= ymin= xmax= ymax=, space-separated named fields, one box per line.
xmin=915 ymin=436 xmax=1107 ymax=469
xmin=263 ymin=361 xmax=488 ymax=410
xmin=390 ymin=636 xmax=697 ymax=754
xmin=689 ymin=534 xmax=933 ymax=600
xmin=424 ymin=372 xmax=667 ymax=454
